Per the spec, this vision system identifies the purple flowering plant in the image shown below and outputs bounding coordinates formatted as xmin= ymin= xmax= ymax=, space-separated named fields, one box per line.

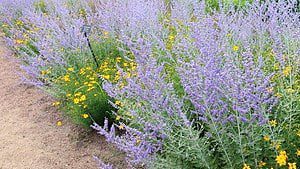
xmin=1 ymin=0 xmax=300 ymax=168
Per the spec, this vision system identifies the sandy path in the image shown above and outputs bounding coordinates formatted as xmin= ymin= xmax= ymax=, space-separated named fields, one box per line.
xmin=0 ymin=38 xmax=123 ymax=169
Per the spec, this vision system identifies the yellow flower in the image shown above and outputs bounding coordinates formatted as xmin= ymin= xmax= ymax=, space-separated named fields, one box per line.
xmin=286 ymin=88 xmax=295 ymax=94
xmin=168 ymin=35 xmax=175 ymax=41
xmin=233 ymin=45 xmax=239 ymax=51
xmin=80 ymin=95 xmax=87 ymax=102
xmin=242 ymin=163 xmax=251 ymax=169
xmin=136 ymin=136 xmax=141 ymax=144
xmin=87 ymin=87 xmax=95 ymax=92
xmin=276 ymin=151 xmax=288 ymax=166
xmin=115 ymin=100 xmax=122 ymax=106
xmin=103 ymin=31 xmax=109 ymax=36
xmin=116 ymin=57 xmax=122 ymax=63
xmin=271 ymin=141 xmax=281 ymax=150
xmin=56 ymin=121 xmax=62 ymax=126
xmin=116 ymin=115 xmax=121 ymax=121
xmin=41 ymin=70 xmax=48 ymax=75
xmin=63 ymin=75 xmax=70 ymax=82
xmin=125 ymin=72 xmax=131 ymax=79
xmin=266 ymin=87 xmax=274 ymax=93
xmin=288 ymin=163 xmax=297 ymax=169
xmin=74 ymin=92 xmax=82 ymax=97
xmin=16 ymin=20 xmax=24 ymax=26
xmin=68 ymin=67 xmax=74 ymax=71
xmin=101 ymin=74 xmax=110 ymax=80
xmin=52 ymin=101 xmax=61 ymax=106
xmin=81 ymin=114 xmax=89 ymax=119
xmin=15 ymin=39 xmax=25 ymax=44
xmin=66 ymin=93 xmax=72 ymax=97
xmin=283 ymin=66 xmax=292 ymax=76
xmin=296 ymin=149 xmax=300 ymax=156
xmin=269 ymin=120 xmax=277 ymax=127
xmin=2 ymin=23 xmax=8 ymax=28
xmin=119 ymin=82 xmax=125 ymax=89
xmin=73 ymin=98 xmax=80 ymax=104
xmin=119 ymin=124 xmax=125 ymax=130
xmin=263 ymin=135 xmax=270 ymax=141
xmin=258 ymin=161 xmax=266 ymax=167
xmin=275 ymin=92 xmax=282 ymax=98
xmin=123 ymin=62 xmax=129 ymax=67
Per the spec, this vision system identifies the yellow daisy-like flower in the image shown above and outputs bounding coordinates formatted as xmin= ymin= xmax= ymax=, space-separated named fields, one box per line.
xmin=116 ymin=57 xmax=122 ymax=63
xmin=136 ymin=136 xmax=141 ymax=144
xmin=73 ymin=98 xmax=80 ymax=104
xmin=115 ymin=100 xmax=122 ymax=106
xmin=266 ymin=87 xmax=274 ymax=93
xmin=56 ymin=121 xmax=62 ymax=126
xmin=233 ymin=45 xmax=239 ymax=51
xmin=288 ymin=163 xmax=297 ymax=169
xmin=80 ymin=95 xmax=87 ymax=102
xmin=81 ymin=114 xmax=89 ymax=119
xmin=258 ymin=161 xmax=266 ymax=167
xmin=15 ymin=39 xmax=25 ymax=45
xmin=263 ymin=135 xmax=270 ymax=141
xmin=63 ymin=75 xmax=70 ymax=82
xmin=66 ymin=93 xmax=72 ymax=97
xmin=119 ymin=124 xmax=125 ymax=130
xmin=269 ymin=119 xmax=277 ymax=127
xmin=242 ymin=163 xmax=251 ymax=169
xmin=286 ymin=88 xmax=295 ymax=94
xmin=283 ymin=66 xmax=292 ymax=76
xmin=74 ymin=92 xmax=82 ymax=97
xmin=276 ymin=151 xmax=288 ymax=166
xmin=275 ymin=92 xmax=282 ymax=98
xmin=271 ymin=141 xmax=281 ymax=150
xmin=67 ymin=67 xmax=74 ymax=71
xmin=296 ymin=149 xmax=300 ymax=156
xmin=52 ymin=101 xmax=61 ymax=106
xmin=103 ymin=31 xmax=109 ymax=36
xmin=123 ymin=62 xmax=129 ymax=67
xmin=116 ymin=115 xmax=121 ymax=121
xmin=101 ymin=74 xmax=110 ymax=80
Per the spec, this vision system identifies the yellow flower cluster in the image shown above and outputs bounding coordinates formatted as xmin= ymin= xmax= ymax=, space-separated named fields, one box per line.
xmin=98 ymin=57 xmax=137 ymax=85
